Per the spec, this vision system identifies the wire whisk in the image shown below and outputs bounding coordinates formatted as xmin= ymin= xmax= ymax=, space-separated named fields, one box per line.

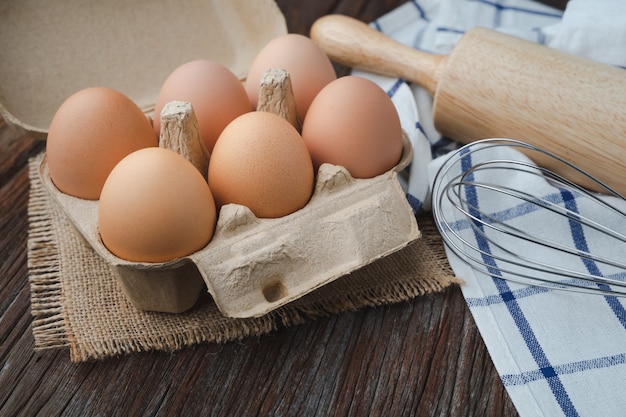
xmin=431 ymin=139 xmax=626 ymax=297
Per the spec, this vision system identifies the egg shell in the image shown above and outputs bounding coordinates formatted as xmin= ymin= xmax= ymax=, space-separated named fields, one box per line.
xmin=98 ymin=147 xmax=217 ymax=263
xmin=208 ymin=111 xmax=314 ymax=218
xmin=245 ymin=34 xmax=337 ymax=120
xmin=45 ymin=87 xmax=157 ymax=200
xmin=301 ymin=76 xmax=404 ymax=179
xmin=153 ymin=60 xmax=252 ymax=153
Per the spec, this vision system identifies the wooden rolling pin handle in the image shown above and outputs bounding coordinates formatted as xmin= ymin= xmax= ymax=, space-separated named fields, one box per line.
xmin=310 ymin=14 xmax=446 ymax=95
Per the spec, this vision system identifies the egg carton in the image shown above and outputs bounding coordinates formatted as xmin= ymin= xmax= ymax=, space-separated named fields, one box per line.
xmin=5 ymin=0 xmax=420 ymax=317
xmin=38 ymin=130 xmax=420 ymax=318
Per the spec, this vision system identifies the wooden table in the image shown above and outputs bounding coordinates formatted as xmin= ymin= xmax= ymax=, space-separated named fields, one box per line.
xmin=0 ymin=1 xmax=567 ymax=416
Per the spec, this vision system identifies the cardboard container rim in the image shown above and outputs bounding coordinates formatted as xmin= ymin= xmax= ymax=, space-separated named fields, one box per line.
xmin=0 ymin=0 xmax=287 ymax=140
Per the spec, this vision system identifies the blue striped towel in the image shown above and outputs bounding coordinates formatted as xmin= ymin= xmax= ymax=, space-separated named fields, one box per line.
xmin=352 ymin=1 xmax=626 ymax=416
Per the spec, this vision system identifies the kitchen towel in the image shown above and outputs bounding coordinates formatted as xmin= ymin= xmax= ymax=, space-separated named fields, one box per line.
xmin=356 ymin=1 xmax=626 ymax=416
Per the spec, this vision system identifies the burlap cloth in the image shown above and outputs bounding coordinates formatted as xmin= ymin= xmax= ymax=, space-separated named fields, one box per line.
xmin=27 ymin=152 xmax=459 ymax=362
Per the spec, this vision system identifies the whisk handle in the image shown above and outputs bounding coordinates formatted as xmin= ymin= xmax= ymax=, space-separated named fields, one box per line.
xmin=310 ymin=14 xmax=446 ymax=95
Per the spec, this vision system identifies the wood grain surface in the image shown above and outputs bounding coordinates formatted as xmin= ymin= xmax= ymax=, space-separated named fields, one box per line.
xmin=0 ymin=1 xmax=567 ymax=416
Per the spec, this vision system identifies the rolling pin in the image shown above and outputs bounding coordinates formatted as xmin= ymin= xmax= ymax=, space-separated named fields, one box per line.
xmin=310 ymin=15 xmax=626 ymax=196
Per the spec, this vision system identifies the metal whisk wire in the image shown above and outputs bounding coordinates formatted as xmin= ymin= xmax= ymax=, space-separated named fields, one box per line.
xmin=432 ymin=139 xmax=626 ymax=297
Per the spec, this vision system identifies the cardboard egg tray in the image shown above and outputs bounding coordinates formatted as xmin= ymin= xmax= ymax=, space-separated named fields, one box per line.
xmin=3 ymin=0 xmax=421 ymax=318
xmin=38 ymin=134 xmax=420 ymax=318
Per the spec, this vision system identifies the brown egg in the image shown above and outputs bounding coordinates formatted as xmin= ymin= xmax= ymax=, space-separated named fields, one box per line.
xmin=208 ymin=111 xmax=314 ymax=218
xmin=153 ymin=60 xmax=252 ymax=153
xmin=98 ymin=147 xmax=217 ymax=263
xmin=245 ymin=34 xmax=337 ymax=121
xmin=301 ymin=76 xmax=404 ymax=178
xmin=46 ymin=87 xmax=157 ymax=200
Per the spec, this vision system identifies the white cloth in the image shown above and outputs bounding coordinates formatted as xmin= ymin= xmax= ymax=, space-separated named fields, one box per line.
xmin=544 ymin=0 xmax=626 ymax=68
xmin=352 ymin=1 xmax=626 ymax=416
